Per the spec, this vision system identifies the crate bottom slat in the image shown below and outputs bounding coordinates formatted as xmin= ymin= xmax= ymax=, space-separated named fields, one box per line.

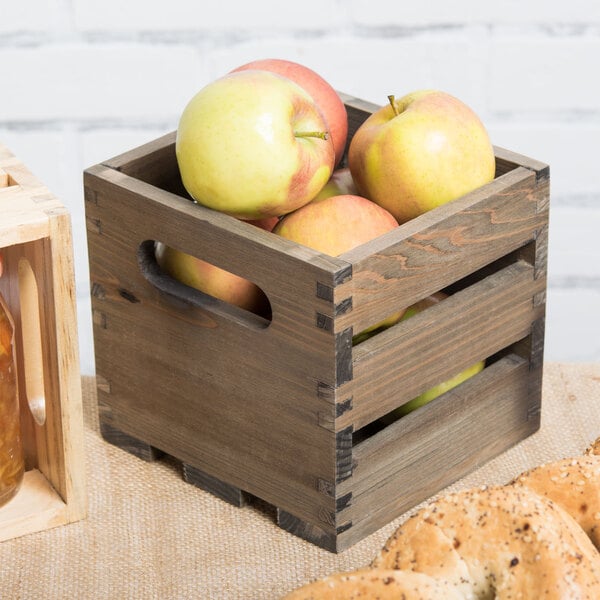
xmin=182 ymin=463 xmax=249 ymax=507
xmin=100 ymin=420 xmax=164 ymax=462
xmin=276 ymin=509 xmax=340 ymax=553
xmin=98 ymin=415 xmax=343 ymax=549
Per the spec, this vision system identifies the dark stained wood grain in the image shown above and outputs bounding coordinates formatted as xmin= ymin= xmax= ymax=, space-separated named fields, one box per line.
xmin=85 ymin=96 xmax=550 ymax=552
xmin=182 ymin=464 xmax=248 ymax=507
xmin=345 ymin=259 xmax=545 ymax=430
xmin=337 ymin=167 xmax=547 ymax=335
xmin=335 ymin=354 xmax=535 ymax=550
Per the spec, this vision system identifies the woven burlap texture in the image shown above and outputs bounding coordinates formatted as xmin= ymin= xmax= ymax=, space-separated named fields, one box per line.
xmin=1 ymin=363 xmax=599 ymax=599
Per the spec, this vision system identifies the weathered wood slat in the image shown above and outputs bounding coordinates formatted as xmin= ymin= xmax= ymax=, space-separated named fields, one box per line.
xmin=336 ymin=354 xmax=532 ymax=549
xmin=346 ymin=259 xmax=544 ymax=430
xmin=337 ymin=167 xmax=546 ymax=335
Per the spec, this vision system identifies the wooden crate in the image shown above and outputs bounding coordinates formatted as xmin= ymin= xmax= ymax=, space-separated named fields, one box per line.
xmin=84 ymin=94 xmax=549 ymax=552
xmin=0 ymin=143 xmax=86 ymax=541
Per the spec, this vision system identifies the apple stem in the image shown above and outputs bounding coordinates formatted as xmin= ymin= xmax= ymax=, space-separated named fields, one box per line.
xmin=388 ymin=95 xmax=400 ymax=116
xmin=294 ymin=131 xmax=329 ymax=140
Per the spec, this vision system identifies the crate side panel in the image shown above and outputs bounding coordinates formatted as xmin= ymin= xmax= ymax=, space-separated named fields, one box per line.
xmin=85 ymin=165 xmax=349 ymax=342
xmin=91 ymin=297 xmax=338 ymax=528
xmin=345 ymin=260 xmax=545 ymax=430
xmin=85 ymin=169 xmax=342 ymax=529
xmin=336 ymin=355 xmax=534 ymax=548
xmin=340 ymin=167 xmax=547 ymax=335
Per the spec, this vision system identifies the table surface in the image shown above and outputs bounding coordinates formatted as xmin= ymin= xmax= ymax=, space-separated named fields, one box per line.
xmin=1 ymin=363 xmax=599 ymax=599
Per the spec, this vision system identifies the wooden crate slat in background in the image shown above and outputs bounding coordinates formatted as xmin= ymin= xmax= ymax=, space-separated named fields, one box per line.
xmin=0 ymin=143 xmax=86 ymax=542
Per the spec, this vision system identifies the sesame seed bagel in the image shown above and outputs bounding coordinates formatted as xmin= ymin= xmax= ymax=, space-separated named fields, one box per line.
xmin=281 ymin=568 xmax=463 ymax=599
xmin=512 ymin=454 xmax=600 ymax=550
xmin=586 ymin=437 xmax=600 ymax=456
xmin=372 ymin=485 xmax=600 ymax=598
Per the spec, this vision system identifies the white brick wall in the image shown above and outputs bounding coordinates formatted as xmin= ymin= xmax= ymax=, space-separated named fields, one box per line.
xmin=0 ymin=0 xmax=598 ymax=372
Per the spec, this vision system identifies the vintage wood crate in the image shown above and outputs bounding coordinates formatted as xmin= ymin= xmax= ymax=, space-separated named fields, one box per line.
xmin=0 ymin=143 xmax=86 ymax=541
xmin=84 ymin=94 xmax=549 ymax=552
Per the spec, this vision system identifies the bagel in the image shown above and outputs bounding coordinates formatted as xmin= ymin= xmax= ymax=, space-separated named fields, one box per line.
xmin=372 ymin=485 xmax=600 ymax=598
xmin=281 ymin=568 xmax=463 ymax=599
xmin=512 ymin=454 xmax=600 ymax=550
xmin=586 ymin=437 xmax=600 ymax=456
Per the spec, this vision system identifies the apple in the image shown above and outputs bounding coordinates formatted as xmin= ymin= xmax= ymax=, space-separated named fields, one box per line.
xmin=231 ymin=58 xmax=348 ymax=167
xmin=348 ymin=90 xmax=496 ymax=224
xmin=244 ymin=215 xmax=280 ymax=231
xmin=313 ymin=167 xmax=358 ymax=202
xmin=272 ymin=194 xmax=405 ymax=337
xmin=155 ymin=219 xmax=275 ymax=318
xmin=176 ymin=70 xmax=335 ymax=220
xmin=380 ymin=292 xmax=485 ymax=422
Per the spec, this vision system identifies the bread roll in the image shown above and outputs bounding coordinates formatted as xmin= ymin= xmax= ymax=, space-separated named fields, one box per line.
xmin=586 ymin=437 xmax=600 ymax=456
xmin=512 ymin=454 xmax=600 ymax=550
xmin=373 ymin=485 xmax=600 ymax=598
xmin=281 ymin=568 xmax=463 ymax=599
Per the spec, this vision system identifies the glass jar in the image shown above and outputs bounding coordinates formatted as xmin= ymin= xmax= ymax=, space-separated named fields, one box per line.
xmin=0 ymin=255 xmax=24 ymax=507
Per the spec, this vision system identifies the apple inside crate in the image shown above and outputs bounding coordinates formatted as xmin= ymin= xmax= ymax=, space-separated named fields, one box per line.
xmin=84 ymin=94 xmax=549 ymax=552
xmin=0 ymin=143 xmax=86 ymax=542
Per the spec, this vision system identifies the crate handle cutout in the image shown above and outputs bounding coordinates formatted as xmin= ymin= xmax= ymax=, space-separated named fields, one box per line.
xmin=136 ymin=240 xmax=272 ymax=330
xmin=17 ymin=257 xmax=46 ymax=426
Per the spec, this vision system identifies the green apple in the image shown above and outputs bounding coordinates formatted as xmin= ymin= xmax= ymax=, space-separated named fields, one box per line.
xmin=176 ymin=70 xmax=335 ymax=219
xmin=348 ymin=90 xmax=496 ymax=224
xmin=394 ymin=360 xmax=485 ymax=417
xmin=313 ymin=167 xmax=358 ymax=202
xmin=381 ymin=292 xmax=485 ymax=421
xmin=231 ymin=58 xmax=348 ymax=167
xmin=272 ymin=194 xmax=405 ymax=338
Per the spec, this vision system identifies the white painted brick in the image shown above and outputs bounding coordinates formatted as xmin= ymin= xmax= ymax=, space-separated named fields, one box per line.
xmin=81 ymin=128 xmax=172 ymax=170
xmin=547 ymin=207 xmax=600 ymax=281
xmin=348 ymin=0 xmax=600 ymax=26
xmin=0 ymin=0 xmax=68 ymax=33
xmin=73 ymin=0 xmax=339 ymax=31
xmin=76 ymin=292 xmax=95 ymax=375
xmin=208 ymin=35 xmax=488 ymax=112
xmin=489 ymin=37 xmax=600 ymax=112
xmin=0 ymin=44 xmax=206 ymax=122
xmin=545 ymin=288 xmax=600 ymax=362
xmin=487 ymin=122 xmax=600 ymax=199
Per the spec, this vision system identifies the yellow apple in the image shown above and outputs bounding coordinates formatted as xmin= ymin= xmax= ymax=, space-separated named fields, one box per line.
xmin=231 ymin=58 xmax=348 ymax=167
xmin=176 ymin=70 xmax=335 ymax=219
xmin=348 ymin=90 xmax=495 ymax=224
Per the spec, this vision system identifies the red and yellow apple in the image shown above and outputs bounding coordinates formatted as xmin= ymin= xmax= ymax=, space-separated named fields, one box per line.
xmin=176 ymin=70 xmax=335 ymax=220
xmin=348 ymin=90 xmax=496 ymax=224
xmin=244 ymin=215 xmax=280 ymax=231
xmin=273 ymin=194 xmax=405 ymax=337
xmin=155 ymin=219 xmax=276 ymax=318
xmin=313 ymin=167 xmax=358 ymax=202
xmin=231 ymin=58 xmax=348 ymax=167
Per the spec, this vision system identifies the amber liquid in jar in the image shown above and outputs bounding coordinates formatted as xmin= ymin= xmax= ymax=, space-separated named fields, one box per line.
xmin=0 ymin=289 xmax=24 ymax=507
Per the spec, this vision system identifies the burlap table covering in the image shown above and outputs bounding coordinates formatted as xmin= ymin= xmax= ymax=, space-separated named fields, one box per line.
xmin=1 ymin=363 xmax=599 ymax=599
